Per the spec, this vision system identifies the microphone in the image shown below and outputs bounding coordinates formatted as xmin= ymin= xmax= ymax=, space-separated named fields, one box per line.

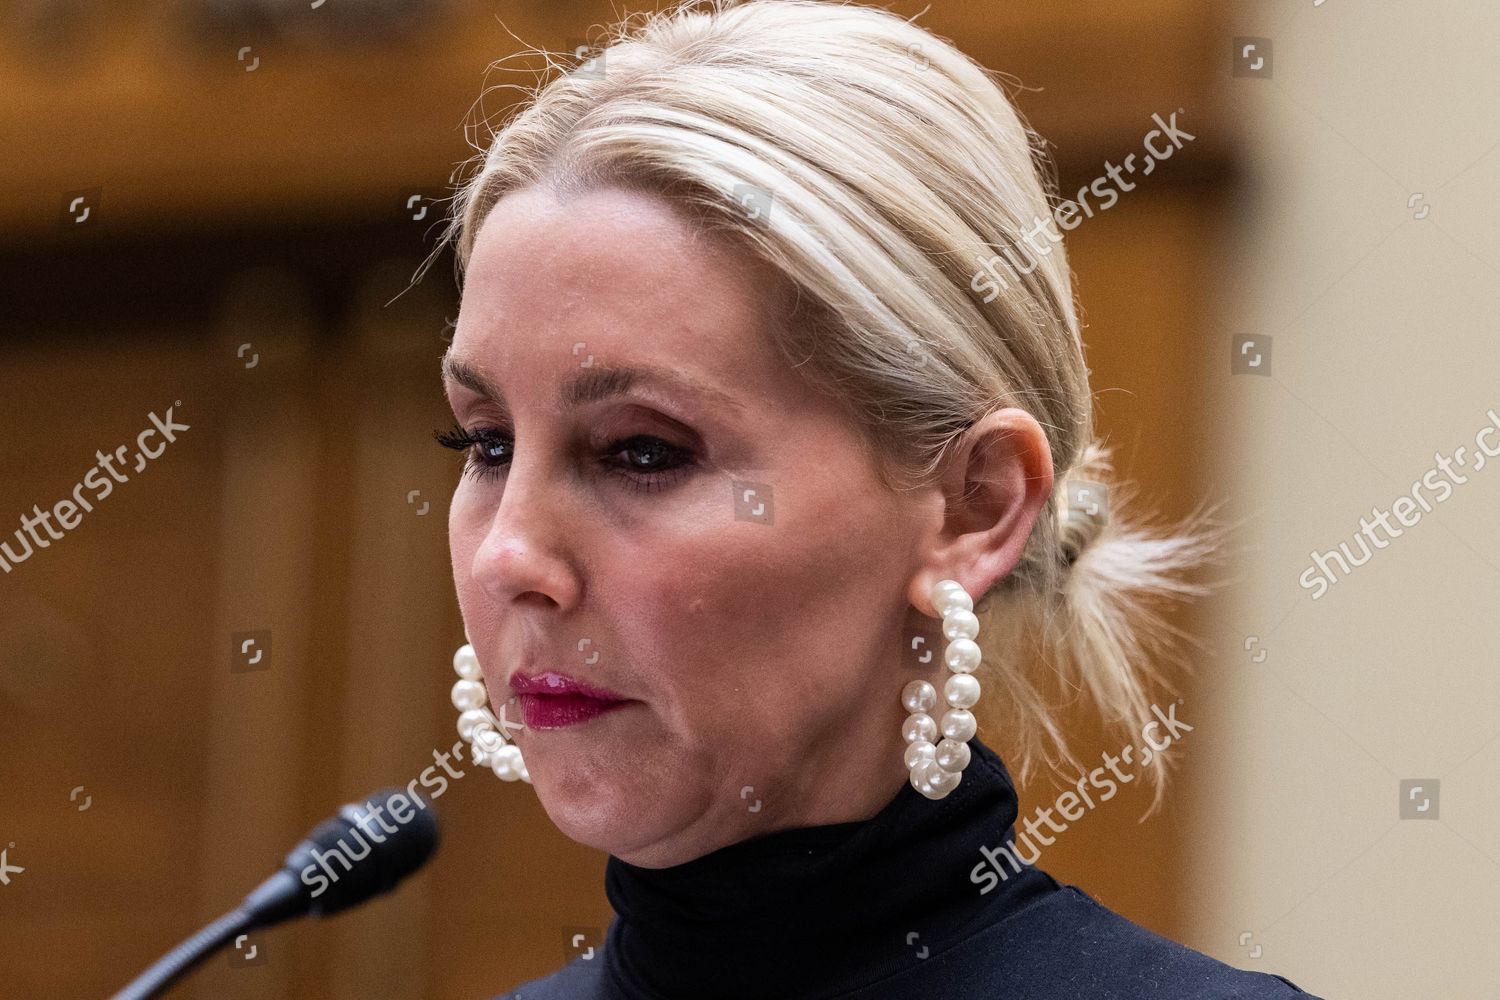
xmin=110 ymin=787 xmax=440 ymax=1000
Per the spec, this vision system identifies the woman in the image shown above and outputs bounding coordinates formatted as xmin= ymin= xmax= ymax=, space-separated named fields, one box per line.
xmin=430 ymin=1 xmax=1317 ymax=996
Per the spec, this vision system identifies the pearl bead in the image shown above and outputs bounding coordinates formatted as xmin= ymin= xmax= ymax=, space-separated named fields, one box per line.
xmin=492 ymin=743 xmax=523 ymax=781
xmin=935 ymin=737 xmax=971 ymax=772
xmin=518 ymin=760 xmax=531 ymax=784
xmin=910 ymin=758 xmax=958 ymax=799
xmin=929 ymin=766 xmax=961 ymax=795
xmin=471 ymin=721 xmax=504 ymax=754
xmin=901 ymin=712 xmax=938 ymax=745
xmin=904 ymin=739 xmax=936 ymax=769
xmin=945 ymin=638 xmax=981 ymax=673
xmin=910 ymin=758 xmax=941 ymax=786
xmin=942 ymin=609 xmax=980 ymax=641
xmin=933 ymin=583 xmax=973 ymax=616
xmin=940 ymin=708 xmax=977 ymax=742
xmin=901 ymin=679 xmax=938 ymax=713
xmin=453 ymin=643 xmax=482 ymax=680
xmin=456 ymin=707 xmax=495 ymax=741
xmin=944 ymin=672 xmax=981 ymax=709
xmin=451 ymin=678 xmax=487 ymax=711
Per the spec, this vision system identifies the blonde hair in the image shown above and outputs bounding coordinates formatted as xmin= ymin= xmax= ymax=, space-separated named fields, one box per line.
xmin=427 ymin=0 xmax=1222 ymax=806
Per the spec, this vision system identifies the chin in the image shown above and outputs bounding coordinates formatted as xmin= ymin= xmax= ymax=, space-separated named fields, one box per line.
xmin=531 ymin=759 xmax=653 ymax=852
xmin=519 ymin=720 xmax=702 ymax=860
xmin=536 ymin=774 xmax=709 ymax=867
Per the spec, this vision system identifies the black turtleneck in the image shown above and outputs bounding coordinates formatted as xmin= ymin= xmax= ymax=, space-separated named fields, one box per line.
xmin=495 ymin=737 xmax=1320 ymax=999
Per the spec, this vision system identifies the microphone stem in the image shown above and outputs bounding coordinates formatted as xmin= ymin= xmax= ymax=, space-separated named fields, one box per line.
xmin=108 ymin=905 xmax=253 ymax=1000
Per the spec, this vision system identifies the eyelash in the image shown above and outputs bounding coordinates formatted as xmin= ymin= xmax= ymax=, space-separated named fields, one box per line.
xmin=433 ymin=423 xmax=695 ymax=494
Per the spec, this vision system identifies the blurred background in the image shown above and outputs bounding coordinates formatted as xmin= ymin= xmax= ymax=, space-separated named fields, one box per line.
xmin=1 ymin=1 xmax=1494 ymax=997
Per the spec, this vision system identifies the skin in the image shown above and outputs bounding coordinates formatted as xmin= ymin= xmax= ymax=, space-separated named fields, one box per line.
xmin=443 ymin=183 xmax=1053 ymax=868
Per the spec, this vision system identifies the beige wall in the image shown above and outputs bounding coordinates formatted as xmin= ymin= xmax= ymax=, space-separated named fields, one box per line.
xmin=1188 ymin=2 xmax=1500 ymax=997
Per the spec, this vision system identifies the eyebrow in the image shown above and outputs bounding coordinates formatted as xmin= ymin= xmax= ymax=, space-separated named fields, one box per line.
xmin=440 ymin=351 xmax=744 ymax=414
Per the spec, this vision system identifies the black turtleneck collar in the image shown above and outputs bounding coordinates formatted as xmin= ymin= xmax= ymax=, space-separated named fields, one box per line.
xmin=600 ymin=737 xmax=1057 ymax=999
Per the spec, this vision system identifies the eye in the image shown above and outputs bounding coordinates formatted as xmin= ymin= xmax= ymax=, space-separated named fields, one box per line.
xmin=434 ymin=423 xmax=694 ymax=492
xmin=434 ymin=423 xmax=510 ymax=482
xmin=604 ymin=434 xmax=695 ymax=493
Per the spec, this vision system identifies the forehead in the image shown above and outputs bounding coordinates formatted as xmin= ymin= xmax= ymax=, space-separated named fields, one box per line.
xmin=454 ymin=184 xmax=788 ymax=390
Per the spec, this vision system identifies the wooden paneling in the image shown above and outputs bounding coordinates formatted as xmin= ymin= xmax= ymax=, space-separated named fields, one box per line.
xmin=0 ymin=0 xmax=1232 ymax=236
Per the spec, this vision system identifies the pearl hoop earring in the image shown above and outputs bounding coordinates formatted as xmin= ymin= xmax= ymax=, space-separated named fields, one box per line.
xmin=450 ymin=643 xmax=531 ymax=784
xmin=902 ymin=579 xmax=982 ymax=800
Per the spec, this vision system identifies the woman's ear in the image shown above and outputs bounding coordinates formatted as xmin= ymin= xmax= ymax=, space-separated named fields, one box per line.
xmin=906 ymin=408 xmax=1054 ymax=616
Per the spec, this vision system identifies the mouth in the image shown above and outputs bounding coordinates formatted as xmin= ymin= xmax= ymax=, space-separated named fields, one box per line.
xmin=516 ymin=693 xmax=634 ymax=730
xmin=508 ymin=670 xmax=634 ymax=730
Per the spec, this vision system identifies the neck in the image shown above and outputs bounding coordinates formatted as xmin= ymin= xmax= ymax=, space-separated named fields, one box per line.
xmin=600 ymin=736 xmax=1054 ymax=998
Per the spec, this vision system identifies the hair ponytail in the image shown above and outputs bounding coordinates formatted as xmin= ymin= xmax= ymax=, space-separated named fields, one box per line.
xmin=978 ymin=439 xmax=1226 ymax=810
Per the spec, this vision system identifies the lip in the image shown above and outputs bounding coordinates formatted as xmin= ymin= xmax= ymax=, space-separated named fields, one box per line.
xmin=509 ymin=670 xmax=634 ymax=730
xmin=508 ymin=670 xmax=628 ymax=701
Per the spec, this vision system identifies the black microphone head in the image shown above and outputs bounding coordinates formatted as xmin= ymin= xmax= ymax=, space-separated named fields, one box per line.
xmin=278 ymin=787 xmax=441 ymax=918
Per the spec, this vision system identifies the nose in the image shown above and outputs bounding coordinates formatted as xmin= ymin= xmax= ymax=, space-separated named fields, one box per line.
xmin=468 ymin=462 xmax=580 ymax=611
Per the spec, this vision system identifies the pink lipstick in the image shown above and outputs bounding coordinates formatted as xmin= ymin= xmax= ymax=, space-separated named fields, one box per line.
xmin=509 ymin=670 xmax=633 ymax=730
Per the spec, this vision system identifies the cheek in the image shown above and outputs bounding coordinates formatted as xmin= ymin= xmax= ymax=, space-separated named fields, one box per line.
xmin=447 ymin=485 xmax=491 ymax=621
xmin=605 ymin=488 xmax=904 ymax=735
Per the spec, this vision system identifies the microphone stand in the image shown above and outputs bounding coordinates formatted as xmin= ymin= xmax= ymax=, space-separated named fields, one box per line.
xmin=108 ymin=787 xmax=435 ymax=999
xmin=109 ymin=906 xmax=254 ymax=1000
xmin=109 ymin=869 xmax=302 ymax=1000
